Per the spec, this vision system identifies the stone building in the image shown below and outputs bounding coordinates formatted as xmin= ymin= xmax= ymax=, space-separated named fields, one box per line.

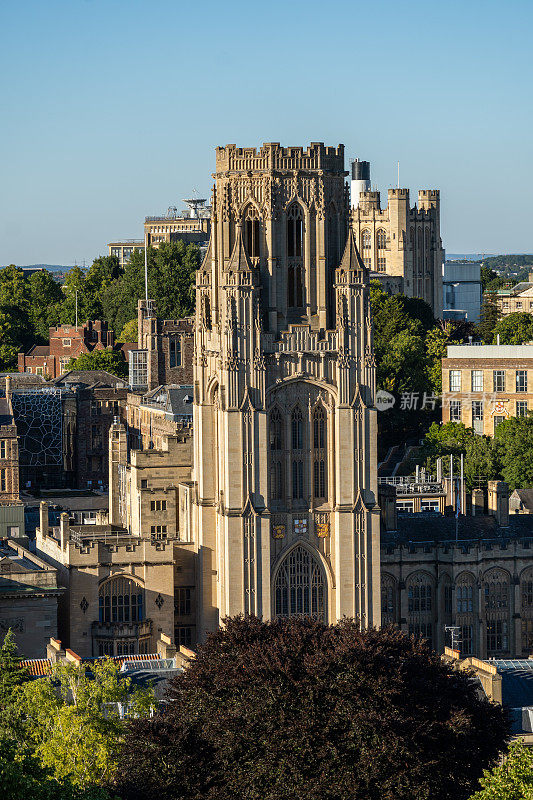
xmin=129 ymin=300 xmax=194 ymax=390
xmin=442 ymin=343 xmax=533 ymax=434
xmin=125 ymin=385 xmax=193 ymax=451
xmin=18 ymin=320 xmax=116 ymax=379
xmin=350 ymin=159 xmax=443 ymax=315
xmin=0 ymin=379 xmax=19 ymax=504
xmin=51 ymin=370 xmax=128 ymax=490
xmin=35 ymin=505 xmax=176 ymax=658
xmin=184 ymin=141 xmax=380 ymax=636
xmin=0 ymin=536 xmax=61 ymax=659
xmin=489 ymin=273 xmax=533 ymax=317
xmin=380 ymin=481 xmax=533 ymax=659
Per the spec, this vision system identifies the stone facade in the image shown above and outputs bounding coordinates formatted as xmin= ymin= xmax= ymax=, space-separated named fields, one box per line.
xmin=490 ymin=274 xmax=533 ymax=317
xmin=0 ymin=381 xmax=19 ymax=503
xmin=0 ymin=537 xmax=61 ymax=659
xmin=185 ymin=142 xmax=380 ymax=637
xmin=442 ymin=344 xmax=533 ymax=434
xmin=351 ymin=189 xmax=443 ymax=315
xmin=18 ymin=320 xmax=115 ymax=379
xmin=135 ymin=300 xmax=194 ymax=390
xmin=381 ymin=483 xmax=533 ymax=659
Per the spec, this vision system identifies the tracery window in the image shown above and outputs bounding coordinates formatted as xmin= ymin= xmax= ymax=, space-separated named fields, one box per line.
xmin=244 ymin=206 xmax=261 ymax=260
xmin=269 ymin=408 xmax=283 ymax=451
xmin=287 ymin=204 xmax=304 ymax=308
xmin=407 ymin=572 xmax=434 ymax=649
xmin=361 ymin=229 xmax=371 ymax=250
xmin=484 ymin=569 xmax=510 ymax=655
xmin=312 ymin=406 xmax=327 ymax=501
xmin=274 ymin=546 xmax=326 ymax=622
xmin=99 ymin=577 xmax=144 ymax=624
xmin=269 ymin=408 xmax=284 ymax=502
xmin=291 ymin=407 xmax=303 ymax=451
xmin=521 ymin=568 xmax=533 ymax=653
xmin=376 ymin=229 xmax=387 ymax=249
xmin=381 ymin=574 xmax=397 ymax=625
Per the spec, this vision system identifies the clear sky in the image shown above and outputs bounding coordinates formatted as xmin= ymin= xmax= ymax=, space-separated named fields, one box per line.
xmin=1 ymin=0 xmax=532 ymax=266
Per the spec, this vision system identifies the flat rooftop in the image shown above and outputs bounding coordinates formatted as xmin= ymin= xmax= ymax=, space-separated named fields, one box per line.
xmin=447 ymin=344 xmax=533 ymax=359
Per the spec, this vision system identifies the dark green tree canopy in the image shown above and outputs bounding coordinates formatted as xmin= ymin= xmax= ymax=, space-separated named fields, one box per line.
xmin=492 ymin=312 xmax=533 ymax=345
xmin=66 ymin=350 xmax=127 ymax=380
xmin=114 ymin=616 xmax=508 ymax=800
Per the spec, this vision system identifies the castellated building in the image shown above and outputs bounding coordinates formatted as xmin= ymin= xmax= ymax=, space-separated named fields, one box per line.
xmin=350 ymin=160 xmax=444 ymax=315
xmin=184 ymin=142 xmax=381 ymax=633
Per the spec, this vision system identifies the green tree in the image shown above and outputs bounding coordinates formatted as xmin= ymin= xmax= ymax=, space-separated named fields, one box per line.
xmin=0 ymin=265 xmax=32 ymax=366
xmin=477 ymin=292 xmax=501 ymax=343
xmin=66 ymin=350 xmax=127 ymax=379
xmin=425 ymin=326 xmax=452 ymax=393
xmin=114 ymin=616 xmax=509 ymax=800
xmin=27 ymin=270 xmax=63 ymax=340
xmin=470 ymin=740 xmax=533 ymax=800
xmin=494 ymin=415 xmax=533 ymax=490
xmin=102 ymin=242 xmax=200 ymax=335
xmin=480 ymin=266 xmax=499 ymax=292
xmin=116 ymin=318 xmax=138 ymax=344
xmin=0 ymin=629 xmax=29 ymax=708
xmin=83 ymin=256 xmax=121 ymax=320
xmin=492 ymin=312 xmax=533 ymax=345
xmin=19 ymin=658 xmax=154 ymax=790
xmin=60 ymin=266 xmax=89 ymax=325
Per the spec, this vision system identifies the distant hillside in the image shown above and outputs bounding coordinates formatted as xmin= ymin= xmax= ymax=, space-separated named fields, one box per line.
xmin=482 ymin=254 xmax=533 ymax=271
xmin=20 ymin=264 xmax=76 ymax=272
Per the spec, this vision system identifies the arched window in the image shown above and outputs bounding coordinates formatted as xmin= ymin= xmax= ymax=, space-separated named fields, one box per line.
xmin=455 ymin=573 xmax=475 ymax=655
xmin=99 ymin=577 xmax=144 ymax=624
xmin=287 ymin=204 xmax=304 ymax=309
xmin=361 ymin=230 xmax=371 ymax=251
xmin=287 ymin=204 xmax=303 ymax=258
xmin=376 ymin=229 xmax=387 ymax=249
xmin=269 ymin=408 xmax=283 ymax=451
xmin=291 ymin=407 xmax=303 ymax=451
xmin=484 ymin=568 xmax=510 ymax=655
xmin=244 ymin=206 xmax=261 ymax=260
xmin=521 ymin=567 xmax=533 ymax=653
xmin=381 ymin=574 xmax=397 ymax=625
xmin=312 ymin=406 xmax=327 ymax=501
xmin=407 ymin=572 xmax=434 ymax=648
xmin=327 ymin=210 xmax=339 ymax=269
xmin=203 ymin=295 xmax=211 ymax=330
xmin=274 ymin=546 xmax=326 ymax=622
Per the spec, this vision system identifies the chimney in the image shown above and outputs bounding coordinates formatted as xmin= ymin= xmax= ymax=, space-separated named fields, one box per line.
xmin=472 ymin=489 xmax=484 ymax=516
xmin=39 ymin=501 xmax=49 ymax=538
xmin=378 ymin=484 xmax=397 ymax=531
xmin=59 ymin=512 xmax=70 ymax=549
xmin=487 ymin=481 xmax=509 ymax=527
xmin=5 ymin=375 xmax=11 ymax=403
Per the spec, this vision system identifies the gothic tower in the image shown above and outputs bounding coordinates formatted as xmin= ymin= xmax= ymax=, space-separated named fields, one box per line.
xmin=190 ymin=142 xmax=380 ymax=638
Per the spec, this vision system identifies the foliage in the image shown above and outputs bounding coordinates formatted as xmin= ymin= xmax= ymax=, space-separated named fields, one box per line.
xmin=116 ymin=318 xmax=138 ymax=344
xmin=27 ymin=270 xmax=63 ymax=340
xmin=66 ymin=349 xmax=128 ymax=379
xmin=114 ymin=616 xmax=509 ymax=800
xmin=492 ymin=312 xmax=533 ymax=345
xmin=425 ymin=326 xmax=453 ymax=393
xmin=18 ymin=658 xmax=154 ymax=790
xmin=470 ymin=740 xmax=533 ymax=800
xmin=403 ymin=422 xmax=500 ymax=490
xmin=482 ymin=255 xmax=533 ymax=271
xmin=477 ymin=292 xmax=501 ymax=343
xmin=480 ymin=266 xmax=499 ymax=292
xmin=102 ymin=242 xmax=200 ymax=335
xmin=493 ymin=414 xmax=533 ymax=490
xmin=0 ymin=629 xmax=30 ymax=708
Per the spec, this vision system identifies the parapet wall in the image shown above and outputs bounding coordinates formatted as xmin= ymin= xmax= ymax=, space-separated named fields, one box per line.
xmin=215 ymin=142 xmax=346 ymax=175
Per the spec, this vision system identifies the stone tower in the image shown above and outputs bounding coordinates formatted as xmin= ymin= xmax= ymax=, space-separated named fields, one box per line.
xmin=189 ymin=142 xmax=380 ymax=638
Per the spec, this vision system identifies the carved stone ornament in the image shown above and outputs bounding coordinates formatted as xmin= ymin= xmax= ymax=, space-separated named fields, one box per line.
xmin=272 ymin=524 xmax=286 ymax=540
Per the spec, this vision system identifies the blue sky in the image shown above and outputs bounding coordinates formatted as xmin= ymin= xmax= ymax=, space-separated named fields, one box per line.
xmin=1 ymin=0 xmax=532 ymax=265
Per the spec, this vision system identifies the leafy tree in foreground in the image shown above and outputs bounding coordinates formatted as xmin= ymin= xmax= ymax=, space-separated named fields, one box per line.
xmin=66 ymin=349 xmax=127 ymax=379
xmin=494 ymin=414 xmax=533 ymax=490
xmin=492 ymin=312 xmax=533 ymax=345
xmin=19 ymin=658 xmax=154 ymax=790
xmin=470 ymin=740 xmax=533 ymax=800
xmin=477 ymin=291 xmax=501 ymax=343
xmin=114 ymin=616 xmax=509 ymax=800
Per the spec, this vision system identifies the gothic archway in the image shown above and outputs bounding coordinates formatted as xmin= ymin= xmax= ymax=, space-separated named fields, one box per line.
xmin=273 ymin=545 xmax=326 ymax=622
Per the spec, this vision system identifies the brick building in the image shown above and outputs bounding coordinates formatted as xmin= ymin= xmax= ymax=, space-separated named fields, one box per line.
xmin=442 ymin=343 xmax=533 ymax=435
xmin=18 ymin=321 xmax=116 ymax=379
xmin=0 ymin=379 xmax=19 ymax=504
xmin=52 ymin=371 xmax=128 ymax=490
xmin=129 ymin=300 xmax=194 ymax=390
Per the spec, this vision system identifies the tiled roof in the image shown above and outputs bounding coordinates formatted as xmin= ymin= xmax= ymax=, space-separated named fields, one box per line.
xmin=382 ymin=513 xmax=533 ymax=547
xmin=22 ymin=658 xmax=52 ymax=676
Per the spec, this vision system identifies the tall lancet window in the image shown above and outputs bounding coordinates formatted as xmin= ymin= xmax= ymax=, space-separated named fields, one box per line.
xmin=287 ymin=204 xmax=304 ymax=308
xmin=291 ymin=406 xmax=304 ymax=500
xmin=269 ymin=408 xmax=284 ymax=501
xmin=244 ymin=205 xmax=260 ymax=261
xmin=313 ymin=405 xmax=327 ymax=501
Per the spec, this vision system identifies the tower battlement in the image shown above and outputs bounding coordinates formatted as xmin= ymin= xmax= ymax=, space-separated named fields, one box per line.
xmin=215 ymin=142 xmax=346 ymax=175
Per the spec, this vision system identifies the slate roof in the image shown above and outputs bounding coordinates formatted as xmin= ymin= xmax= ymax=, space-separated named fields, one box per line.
xmin=382 ymin=512 xmax=533 ymax=548
xmin=0 ymin=398 xmax=13 ymax=426
xmin=25 ymin=345 xmax=50 ymax=356
xmin=51 ymin=370 xmax=127 ymax=389
xmin=511 ymin=489 xmax=533 ymax=512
